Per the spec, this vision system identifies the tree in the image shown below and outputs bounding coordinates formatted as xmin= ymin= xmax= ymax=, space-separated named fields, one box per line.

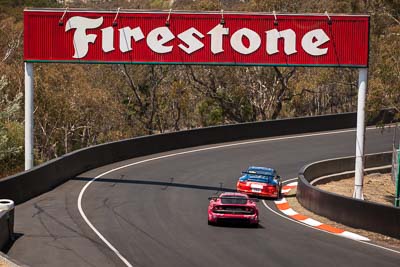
xmin=1 ymin=0 xmax=400 ymax=179
xmin=34 ymin=64 xmax=130 ymax=160
xmin=186 ymin=66 xmax=255 ymax=123
xmin=0 ymin=75 xmax=24 ymax=176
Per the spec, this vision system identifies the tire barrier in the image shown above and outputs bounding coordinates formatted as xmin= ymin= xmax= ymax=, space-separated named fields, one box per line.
xmin=297 ymin=152 xmax=400 ymax=239
xmin=0 ymin=200 xmax=14 ymax=211
xmin=0 ymin=200 xmax=14 ymax=252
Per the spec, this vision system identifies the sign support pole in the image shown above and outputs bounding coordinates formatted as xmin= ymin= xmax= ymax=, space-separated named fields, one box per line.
xmin=24 ymin=62 xmax=34 ymax=170
xmin=353 ymin=68 xmax=368 ymax=200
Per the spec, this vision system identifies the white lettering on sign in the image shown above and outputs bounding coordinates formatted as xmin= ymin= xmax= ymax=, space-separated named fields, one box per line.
xmin=147 ymin=27 xmax=175 ymax=54
xmin=266 ymin=29 xmax=297 ymax=55
xmin=207 ymin=24 xmax=229 ymax=54
xmin=301 ymin=29 xmax=330 ymax=56
xmin=178 ymin=27 xmax=204 ymax=54
xmin=119 ymin=27 xmax=145 ymax=53
xmin=101 ymin=27 xmax=114 ymax=53
xmin=65 ymin=16 xmax=330 ymax=59
xmin=66 ymin=16 xmax=103 ymax=58
xmin=230 ymin=28 xmax=261 ymax=55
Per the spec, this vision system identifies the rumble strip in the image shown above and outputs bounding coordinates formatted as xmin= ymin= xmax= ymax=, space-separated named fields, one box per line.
xmin=275 ymin=182 xmax=370 ymax=241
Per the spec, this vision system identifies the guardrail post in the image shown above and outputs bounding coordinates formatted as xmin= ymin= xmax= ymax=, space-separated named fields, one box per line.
xmin=353 ymin=68 xmax=368 ymax=200
xmin=25 ymin=62 xmax=34 ymax=170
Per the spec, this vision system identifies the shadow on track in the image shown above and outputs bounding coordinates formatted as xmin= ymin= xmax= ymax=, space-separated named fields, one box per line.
xmin=2 ymin=233 xmax=23 ymax=253
xmin=71 ymin=176 xmax=237 ymax=193
xmin=209 ymin=223 xmax=265 ymax=229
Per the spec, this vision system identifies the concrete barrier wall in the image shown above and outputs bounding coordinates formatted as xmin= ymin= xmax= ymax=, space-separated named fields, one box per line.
xmin=297 ymin=152 xmax=400 ymax=238
xmin=0 ymin=112 xmax=363 ymax=205
xmin=0 ymin=110 xmax=396 ymax=251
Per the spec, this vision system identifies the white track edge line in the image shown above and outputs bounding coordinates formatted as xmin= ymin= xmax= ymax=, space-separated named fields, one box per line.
xmin=262 ymin=179 xmax=400 ymax=255
xmin=78 ymin=179 xmax=133 ymax=267
xmin=77 ymin=127 xmax=395 ymax=266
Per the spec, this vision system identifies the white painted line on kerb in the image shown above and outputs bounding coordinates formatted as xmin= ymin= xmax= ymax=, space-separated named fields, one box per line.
xmin=281 ymin=208 xmax=298 ymax=216
xmin=262 ymin=179 xmax=400 ymax=255
xmin=77 ymin=126 xmax=392 ymax=266
xmin=286 ymin=182 xmax=298 ymax=187
xmin=275 ymin=198 xmax=288 ymax=205
xmin=301 ymin=218 xmax=323 ymax=227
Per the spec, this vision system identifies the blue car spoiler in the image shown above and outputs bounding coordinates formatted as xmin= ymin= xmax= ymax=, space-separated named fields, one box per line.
xmin=242 ymin=171 xmax=272 ymax=176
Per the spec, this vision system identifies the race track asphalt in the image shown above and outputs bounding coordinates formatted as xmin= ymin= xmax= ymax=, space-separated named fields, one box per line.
xmin=7 ymin=126 xmax=400 ymax=266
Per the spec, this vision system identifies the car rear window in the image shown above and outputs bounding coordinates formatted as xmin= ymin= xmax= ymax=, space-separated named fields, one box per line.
xmin=221 ymin=196 xmax=248 ymax=204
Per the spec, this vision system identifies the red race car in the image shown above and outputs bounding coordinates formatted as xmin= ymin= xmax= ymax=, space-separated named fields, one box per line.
xmin=237 ymin=166 xmax=282 ymax=199
xmin=207 ymin=192 xmax=259 ymax=226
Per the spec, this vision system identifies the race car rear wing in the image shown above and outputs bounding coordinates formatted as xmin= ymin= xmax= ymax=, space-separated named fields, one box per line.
xmin=242 ymin=171 xmax=281 ymax=179
xmin=208 ymin=196 xmax=259 ymax=202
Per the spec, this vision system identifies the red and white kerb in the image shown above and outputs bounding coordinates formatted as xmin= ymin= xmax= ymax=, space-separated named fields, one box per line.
xmin=275 ymin=182 xmax=370 ymax=241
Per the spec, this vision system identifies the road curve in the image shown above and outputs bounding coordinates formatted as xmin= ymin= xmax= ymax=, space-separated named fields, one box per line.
xmin=8 ymin=127 xmax=400 ymax=267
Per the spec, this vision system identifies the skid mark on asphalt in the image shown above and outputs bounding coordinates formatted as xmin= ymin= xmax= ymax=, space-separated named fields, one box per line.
xmin=77 ymin=127 xmax=397 ymax=266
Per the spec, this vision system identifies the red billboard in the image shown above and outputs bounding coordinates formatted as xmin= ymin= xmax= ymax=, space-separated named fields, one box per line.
xmin=24 ymin=9 xmax=369 ymax=67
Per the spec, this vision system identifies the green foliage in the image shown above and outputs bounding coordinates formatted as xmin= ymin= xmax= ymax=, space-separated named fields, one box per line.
xmin=0 ymin=0 xmax=59 ymax=20
xmin=33 ymin=64 xmax=131 ymax=159
xmin=0 ymin=0 xmax=59 ymax=7
xmin=149 ymin=0 xmax=170 ymax=9
xmin=0 ymin=0 xmax=399 ymax=178
xmin=198 ymin=100 xmax=224 ymax=126
xmin=24 ymin=0 xmax=60 ymax=7
xmin=0 ymin=76 xmax=24 ymax=175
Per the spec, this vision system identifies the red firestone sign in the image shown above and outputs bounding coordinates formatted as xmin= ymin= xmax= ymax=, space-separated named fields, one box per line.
xmin=24 ymin=9 xmax=369 ymax=67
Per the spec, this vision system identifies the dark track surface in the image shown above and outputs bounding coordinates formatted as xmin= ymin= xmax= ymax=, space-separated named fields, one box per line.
xmin=8 ymin=127 xmax=400 ymax=266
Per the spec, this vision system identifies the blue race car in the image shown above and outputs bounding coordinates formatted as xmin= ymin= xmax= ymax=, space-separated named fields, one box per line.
xmin=236 ymin=166 xmax=282 ymax=199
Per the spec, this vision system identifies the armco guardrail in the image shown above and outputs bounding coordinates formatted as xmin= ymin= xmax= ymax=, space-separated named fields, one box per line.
xmin=297 ymin=152 xmax=400 ymax=239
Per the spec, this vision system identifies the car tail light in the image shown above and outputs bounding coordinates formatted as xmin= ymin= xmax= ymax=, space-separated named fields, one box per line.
xmin=264 ymin=185 xmax=276 ymax=192
xmin=245 ymin=207 xmax=254 ymax=213
xmin=237 ymin=181 xmax=250 ymax=190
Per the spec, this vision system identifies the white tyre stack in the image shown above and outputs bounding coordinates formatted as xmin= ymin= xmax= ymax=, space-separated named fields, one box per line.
xmin=0 ymin=199 xmax=14 ymax=212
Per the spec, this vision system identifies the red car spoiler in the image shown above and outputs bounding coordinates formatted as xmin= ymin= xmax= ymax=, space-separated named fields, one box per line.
xmin=208 ymin=196 xmax=259 ymax=202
